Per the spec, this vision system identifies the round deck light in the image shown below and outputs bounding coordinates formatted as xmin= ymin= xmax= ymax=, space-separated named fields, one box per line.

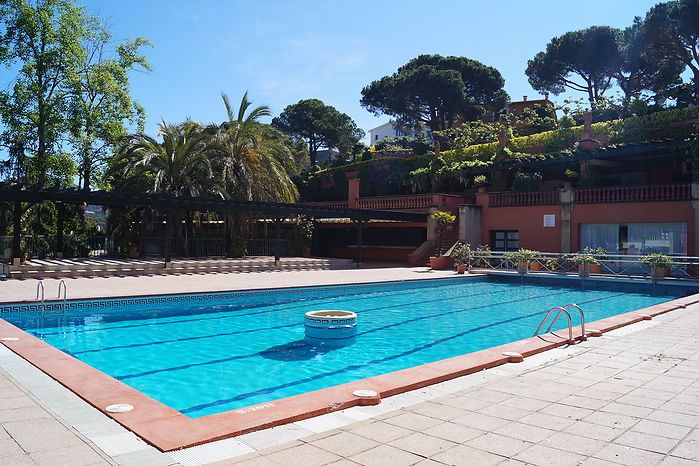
xmin=105 ymin=403 xmax=134 ymax=413
xmin=352 ymin=389 xmax=378 ymax=398
xmin=502 ymin=351 xmax=524 ymax=363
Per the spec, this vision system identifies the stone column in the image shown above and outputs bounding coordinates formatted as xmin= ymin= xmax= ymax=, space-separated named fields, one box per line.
xmin=458 ymin=205 xmax=482 ymax=246
xmin=560 ymin=188 xmax=574 ymax=253
xmin=347 ymin=178 xmax=360 ymax=209
xmin=427 ymin=207 xmax=437 ymax=241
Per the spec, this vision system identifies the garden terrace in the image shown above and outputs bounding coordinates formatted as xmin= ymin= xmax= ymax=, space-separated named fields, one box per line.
xmin=488 ymin=183 xmax=693 ymax=207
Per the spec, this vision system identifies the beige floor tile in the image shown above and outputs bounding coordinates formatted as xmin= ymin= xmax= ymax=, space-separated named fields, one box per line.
xmin=347 ymin=421 xmax=413 ymax=443
xmin=514 ymin=444 xmax=586 ymax=466
xmin=562 ymin=421 xmax=624 ymax=442
xmin=383 ymin=412 xmax=443 ymax=431
xmin=465 ymin=432 xmax=533 ymax=457
xmin=348 ymin=444 xmax=423 ymax=466
xmin=670 ymin=439 xmax=699 ymax=461
xmin=593 ymin=443 xmax=664 ymax=466
xmin=432 ymin=444 xmax=503 ymax=466
xmin=422 ymin=422 xmax=484 ymax=444
xmin=388 ymin=431 xmax=456 ymax=457
xmin=540 ymin=431 xmax=607 ymax=456
xmin=615 ymin=429 xmax=679 ymax=454
xmin=311 ymin=431 xmax=379 ymax=458
xmin=264 ymin=444 xmax=341 ymax=466
xmin=631 ymin=419 xmax=692 ymax=440
xmin=493 ymin=421 xmax=556 ymax=443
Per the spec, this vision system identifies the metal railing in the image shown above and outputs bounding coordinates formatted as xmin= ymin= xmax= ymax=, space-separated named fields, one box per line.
xmin=576 ymin=183 xmax=692 ymax=204
xmin=466 ymin=250 xmax=699 ymax=279
xmin=490 ymin=190 xmax=559 ymax=207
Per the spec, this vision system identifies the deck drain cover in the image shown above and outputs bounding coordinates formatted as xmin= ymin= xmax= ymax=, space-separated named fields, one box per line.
xmin=0 ymin=337 xmax=19 ymax=341
xmin=105 ymin=403 xmax=133 ymax=413
xmin=352 ymin=390 xmax=378 ymax=398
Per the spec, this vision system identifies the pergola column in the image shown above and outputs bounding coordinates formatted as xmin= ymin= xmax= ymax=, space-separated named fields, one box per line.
xmin=164 ymin=210 xmax=173 ymax=268
xmin=11 ymin=201 xmax=21 ymax=266
xmin=274 ymin=217 xmax=282 ymax=266
xmin=355 ymin=219 xmax=364 ymax=267
xmin=56 ymin=203 xmax=65 ymax=259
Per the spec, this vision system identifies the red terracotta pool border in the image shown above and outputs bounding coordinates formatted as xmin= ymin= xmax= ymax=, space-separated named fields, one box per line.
xmin=1 ymin=290 xmax=698 ymax=452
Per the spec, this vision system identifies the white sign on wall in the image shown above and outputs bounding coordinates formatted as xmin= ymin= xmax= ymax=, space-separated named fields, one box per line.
xmin=543 ymin=214 xmax=556 ymax=228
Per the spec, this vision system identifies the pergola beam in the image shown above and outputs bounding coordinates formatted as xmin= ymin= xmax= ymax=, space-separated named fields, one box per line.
xmin=0 ymin=189 xmax=427 ymax=223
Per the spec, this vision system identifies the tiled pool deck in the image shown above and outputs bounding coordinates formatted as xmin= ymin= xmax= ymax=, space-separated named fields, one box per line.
xmin=1 ymin=267 xmax=698 ymax=465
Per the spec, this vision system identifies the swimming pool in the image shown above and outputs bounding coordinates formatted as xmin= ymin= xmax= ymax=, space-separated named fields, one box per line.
xmin=1 ymin=276 xmax=691 ymax=419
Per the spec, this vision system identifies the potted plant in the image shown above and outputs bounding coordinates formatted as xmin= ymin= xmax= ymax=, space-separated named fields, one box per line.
xmin=453 ymin=243 xmax=474 ymax=274
xmin=473 ymin=244 xmax=491 ymax=268
xmin=473 ymin=175 xmax=488 ymax=193
xmin=429 ymin=210 xmax=456 ymax=270
xmin=640 ymin=253 xmax=675 ymax=279
xmin=570 ymin=253 xmax=600 ymax=276
xmin=583 ymin=247 xmax=607 ymax=274
xmin=504 ymin=248 xmax=540 ymax=273
xmin=545 ymin=258 xmax=558 ymax=272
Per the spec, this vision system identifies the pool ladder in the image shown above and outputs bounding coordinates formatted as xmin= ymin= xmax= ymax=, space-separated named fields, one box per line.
xmin=34 ymin=280 xmax=68 ymax=311
xmin=533 ymin=304 xmax=586 ymax=342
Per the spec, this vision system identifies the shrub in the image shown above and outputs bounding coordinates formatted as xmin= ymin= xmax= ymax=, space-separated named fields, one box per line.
xmin=639 ymin=253 xmax=675 ymax=269
xmin=512 ymin=171 xmax=543 ymax=191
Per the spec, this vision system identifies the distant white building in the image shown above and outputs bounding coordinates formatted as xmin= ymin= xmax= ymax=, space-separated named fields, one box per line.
xmin=368 ymin=121 xmax=413 ymax=145
xmin=315 ymin=148 xmax=340 ymax=163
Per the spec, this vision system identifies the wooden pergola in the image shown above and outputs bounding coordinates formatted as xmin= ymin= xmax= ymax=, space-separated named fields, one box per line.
xmin=0 ymin=189 xmax=427 ymax=266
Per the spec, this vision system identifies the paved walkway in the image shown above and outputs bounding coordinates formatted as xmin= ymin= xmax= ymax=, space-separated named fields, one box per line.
xmin=0 ymin=268 xmax=698 ymax=465
xmin=0 ymin=265 xmax=455 ymax=302
xmin=0 ymin=365 xmax=117 ymax=465
xmin=221 ymin=305 xmax=699 ymax=465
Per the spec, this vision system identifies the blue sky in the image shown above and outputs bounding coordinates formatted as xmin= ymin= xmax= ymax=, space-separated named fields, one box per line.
xmin=20 ymin=1 xmax=669 ymax=142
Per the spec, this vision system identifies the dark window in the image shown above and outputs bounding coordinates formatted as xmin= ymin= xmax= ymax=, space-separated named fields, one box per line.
xmin=491 ymin=230 xmax=519 ymax=251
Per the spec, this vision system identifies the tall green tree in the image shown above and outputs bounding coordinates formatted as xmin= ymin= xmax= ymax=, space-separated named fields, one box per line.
xmin=67 ymin=18 xmax=151 ymax=192
xmin=0 ymin=0 xmax=88 ymax=188
xmin=614 ymin=17 xmax=684 ymax=102
xmin=644 ymin=0 xmax=699 ymax=104
xmin=272 ymin=99 xmax=364 ymax=166
xmin=360 ymin=54 xmax=508 ymax=135
xmin=526 ymin=26 xmax=623 ymax=108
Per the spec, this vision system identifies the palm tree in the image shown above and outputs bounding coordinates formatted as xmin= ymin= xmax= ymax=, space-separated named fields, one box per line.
xmin=119 ymin=121 xmax=214 ymax=197
xmin=211 ymin=92 xmax=298 ymax=203
xmin=209 ymin=92 xmax=299 ymax=256
xmin=116 ymin=121 xmax=214 ymax=258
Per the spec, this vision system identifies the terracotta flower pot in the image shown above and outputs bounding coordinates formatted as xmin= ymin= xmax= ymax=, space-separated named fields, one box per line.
xmin=517 ymin=261 xmax=529 ymax=273
xmin=529 ymin=262 xmax=541 ymax=271
xmin=578 ymin=263 xmax=591 ymax=276
xmin=651 ymin=266 xmax=668 ymax=279
xmin=590 ymin=264 xmax=602 ymax=274
xmin=456 ymin=264 xmax=466 ymax=274
xmin=430 ymin=256 xmax=454 ymax=270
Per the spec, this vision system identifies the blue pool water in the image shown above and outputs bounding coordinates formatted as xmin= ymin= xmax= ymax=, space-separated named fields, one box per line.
xmin=1 ymin=276 xmax=690 ymax=418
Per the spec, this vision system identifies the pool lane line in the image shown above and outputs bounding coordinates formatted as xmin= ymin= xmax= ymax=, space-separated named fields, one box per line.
xmin=28 ymin=279 xmax=508 ymax=337
xmin=111 ymin=288 xmax=583 ymax=381
xmin=15 ymin=277 xmax=486 ymax=334
xmin=55 ymin=284 xmax=529 ymax=355
xmin=177 ymin=292 xmax=626 ymax=415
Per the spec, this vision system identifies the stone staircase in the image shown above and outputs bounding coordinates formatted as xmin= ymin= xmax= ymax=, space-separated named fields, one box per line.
xmin=6 ymin=256 xmax=356 ymax=279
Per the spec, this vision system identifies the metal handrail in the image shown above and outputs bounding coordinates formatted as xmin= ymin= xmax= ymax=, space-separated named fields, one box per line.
xmin=562 ymin=304 xmax=585 ymax=338
xmin=35 ymin=281 xmax=44 ymax=302
xmin=35 ymin=281 xmax=45 ymax=311
xmin=534 ymin=306 xmax=573 ymax=341
xmin=58 ymin=280 xmax=67 ymax=301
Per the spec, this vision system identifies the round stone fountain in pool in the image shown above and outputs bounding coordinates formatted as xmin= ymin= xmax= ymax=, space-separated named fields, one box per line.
xmin=304 ymin=310 xmax=357 ymax=346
